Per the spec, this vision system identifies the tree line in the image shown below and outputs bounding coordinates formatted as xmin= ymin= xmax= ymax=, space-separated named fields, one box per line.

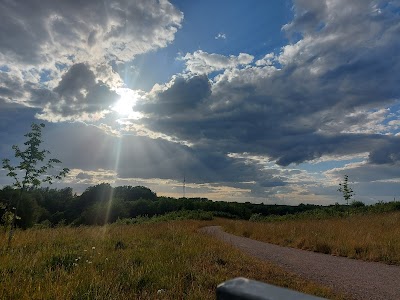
xmin=0 ymin=183 xmax=325 ymax=228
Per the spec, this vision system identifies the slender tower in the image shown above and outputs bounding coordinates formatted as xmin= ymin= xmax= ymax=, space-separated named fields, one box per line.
xmin=183 ymin=175 xmax=186 ymax=198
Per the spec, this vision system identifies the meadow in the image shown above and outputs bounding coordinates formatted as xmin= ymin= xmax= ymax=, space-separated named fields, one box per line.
xmin=219 ymin=211 xmax=400 ymax=265
xmin=0 ymin=220 xmax=343 ymax=300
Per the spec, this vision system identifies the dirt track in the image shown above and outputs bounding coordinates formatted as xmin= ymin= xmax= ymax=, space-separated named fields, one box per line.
xmin=201 ymin=226 xmax=400 ymax=300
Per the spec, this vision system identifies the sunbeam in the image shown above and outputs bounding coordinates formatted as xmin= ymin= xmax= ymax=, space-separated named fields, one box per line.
xmin=102 ymin=135 xmax=123 ymax=234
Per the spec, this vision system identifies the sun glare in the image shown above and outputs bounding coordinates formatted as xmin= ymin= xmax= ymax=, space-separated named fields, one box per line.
xmin=113 ymin=88 xmax=142 ymax=119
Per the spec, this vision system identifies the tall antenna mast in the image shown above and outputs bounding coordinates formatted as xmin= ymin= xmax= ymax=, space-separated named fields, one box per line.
xmin=183 ymin=174 xmax=186 ymax=198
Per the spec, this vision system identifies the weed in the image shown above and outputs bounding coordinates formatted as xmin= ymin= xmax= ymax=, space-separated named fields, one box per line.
xmin=114 ymin=240 xmax=127 ymax=250
xmin=315 ymin=242 xmax=332 ymax=254
xmin=242 ymin=230 xmax=252 ymax=238
xmin=135 ymin=275 xmax=152 ymax=292
xmin=215 ymin=258 xmax=227 ymax=266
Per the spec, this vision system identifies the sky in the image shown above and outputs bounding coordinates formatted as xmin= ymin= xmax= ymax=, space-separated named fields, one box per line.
xmin=1 ymin=0 xmax=400 ymax=205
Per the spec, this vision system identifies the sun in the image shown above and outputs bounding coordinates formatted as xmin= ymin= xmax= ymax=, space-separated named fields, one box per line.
xmin=113 ymin=88 xmax=142 ymax=119
xmin=113 ymin=88 xmax=135 ymax=115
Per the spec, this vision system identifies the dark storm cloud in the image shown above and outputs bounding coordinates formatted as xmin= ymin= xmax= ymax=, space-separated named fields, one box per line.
xmin=1 ymin=63 xmax=120 ymax=120
xmin=368 ymin=137 xmax=400 ymax=164
xmin=42 ymin=123 xmax=285 ymax=189
xmin=49 ymin=63 xmax=119 ymax=117
xmin=136 ymin=75 xmax=211 ymax=116
xmin=138 ymin=0 xmax=400 ymax=166
xmin=0 ymin=1 xmax=49 ymax=65
xmin=0 ymin=73 xmax=25 ymax=103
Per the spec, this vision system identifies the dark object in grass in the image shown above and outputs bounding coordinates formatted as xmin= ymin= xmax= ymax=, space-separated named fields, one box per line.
xmin=115 ymin=240 xmax=127 ymax=250
xmin=216 ymin=258 xmax=227 ymax=266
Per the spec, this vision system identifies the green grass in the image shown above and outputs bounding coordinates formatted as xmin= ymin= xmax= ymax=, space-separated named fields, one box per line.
xmin=0 ymin=221 xmax=344 ymax=299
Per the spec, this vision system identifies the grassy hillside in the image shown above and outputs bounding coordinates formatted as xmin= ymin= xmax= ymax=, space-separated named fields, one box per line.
xmin=220 ymin=211 xmax=400 ymax=265
xmin=0 ymin=220 xmax=343 ymax=299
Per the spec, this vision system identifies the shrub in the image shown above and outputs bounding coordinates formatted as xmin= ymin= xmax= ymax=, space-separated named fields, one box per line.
xmin=351 ymin=201 xmax=365 ymax=208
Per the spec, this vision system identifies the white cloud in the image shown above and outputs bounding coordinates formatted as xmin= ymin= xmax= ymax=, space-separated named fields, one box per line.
xmin=0 ymin=0 xmax=183 ymax=69
xmin=388 ymin=119 xmax=400 ymax=129
xmin=255 ymin=53 xmax=276 ymax=66
xmin=182 ymin=50 xmax=254 ymax=74
xmin=215 ymin=33 xmax=227 ymax=40
xmin=320 ymin=108 xmax=393 ymax=135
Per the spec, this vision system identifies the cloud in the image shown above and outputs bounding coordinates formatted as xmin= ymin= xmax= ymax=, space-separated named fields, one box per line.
xmin=136 ymin=75 xmax=211 ymax=116
xmin=39 ymin=122 xmax=287 ymax=194
xmin=138 ymin=0 xmax=400 ymax=168
xmin=182 ymin=50 xmax=254 ymax=74
xmin=215 ymin=33 xmax=227 ymax=40
xmin=282 ymin=0 xmax=328 ymax=37
xmin=0 ymin=0 xmax=183 ymax=122
xmin=325 ymin=160 xmax=400 ymax=183
xmin=324 ymin=160 xmax=400 ymax=202
xmin=76 ymin=172 xmax=94 ymax=181
xmin=368 ymin=137 xmax=400 ymax=164
xmin=35 ymin=63 xmax=120 ymax=122
xmin=0 ymin=72 xmax=27 ymax=104
xmin=255 ymin=53 xmax=276 ymax=66
xmin=0 ymin=0 xmax=182 ymax=67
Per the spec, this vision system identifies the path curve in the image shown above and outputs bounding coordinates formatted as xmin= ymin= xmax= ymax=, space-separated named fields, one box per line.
xmin=201 ymin=226 xmax=400 ymax=300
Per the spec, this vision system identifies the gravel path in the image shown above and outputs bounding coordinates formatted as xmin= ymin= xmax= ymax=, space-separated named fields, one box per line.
xmin=201 ymin=226 xmax=400 ymax=300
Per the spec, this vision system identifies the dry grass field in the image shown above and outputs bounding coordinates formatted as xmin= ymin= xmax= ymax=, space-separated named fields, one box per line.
xmin=219 ymin=211 xmax=400 ymax=265
xmin=0 ymin=220 xmax=342 ymax=299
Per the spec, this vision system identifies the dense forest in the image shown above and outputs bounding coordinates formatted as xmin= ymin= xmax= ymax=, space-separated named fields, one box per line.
xmin=1 ymin=183 xmax=400 ymax=229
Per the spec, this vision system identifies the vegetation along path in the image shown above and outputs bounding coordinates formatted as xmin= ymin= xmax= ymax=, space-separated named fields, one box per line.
xmin=201 ymin=226 xmax=400 ymax=300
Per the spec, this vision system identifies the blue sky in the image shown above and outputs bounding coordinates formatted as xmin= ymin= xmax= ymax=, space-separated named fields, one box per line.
xmin=119 ymin=0 xmax=292 ymax=91
xmin=1 ymin=0 xmax=400 ymax=204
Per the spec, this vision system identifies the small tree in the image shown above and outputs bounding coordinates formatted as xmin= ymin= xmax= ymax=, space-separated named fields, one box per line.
xmin=2 ymin=123 xmax=69 ymax=248
xmin=337 ymin=174 xmax=354 ymax=205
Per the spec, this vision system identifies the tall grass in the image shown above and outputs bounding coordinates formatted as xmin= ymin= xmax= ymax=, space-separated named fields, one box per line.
xmin=0 ymin=221 xmax=343 ymax=299
xmin=220 ymin=211 xmax=400 ymax=264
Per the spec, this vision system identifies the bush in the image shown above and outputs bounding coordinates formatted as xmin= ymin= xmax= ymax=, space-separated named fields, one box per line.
xmin=351 ymin=201 xmax=365 ymax=208
xmin=34 ymin=219 xmax=52 ymax=229
xmin=249 ymin=213 xmax=264 ymax=221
